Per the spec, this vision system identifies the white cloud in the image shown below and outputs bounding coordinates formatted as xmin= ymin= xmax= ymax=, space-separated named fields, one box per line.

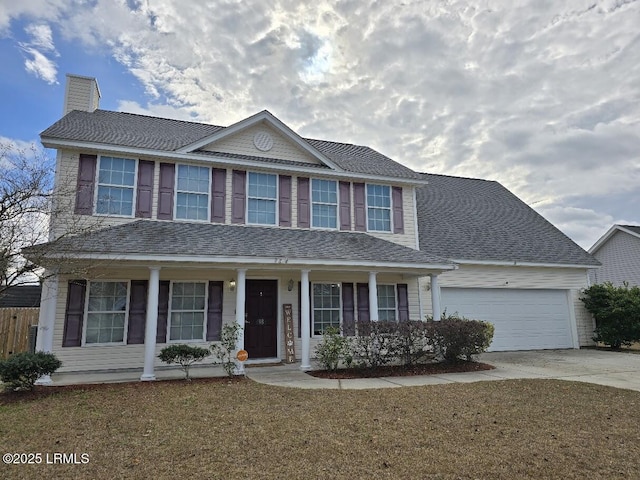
xmin=2 ymin=0 xmax=639 ymax=246
xmin=19 ymin=23 xmax=59 ymax=84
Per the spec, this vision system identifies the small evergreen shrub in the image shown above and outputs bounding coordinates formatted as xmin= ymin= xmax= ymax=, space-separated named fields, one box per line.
xmin=0 ymin=351 xmax=62 ymax=392
xmin=427 ymin=315 xmax=494 ymax=362
xmin=581 ymin=282 xmax=640 ymax=348
xmin=210 ymin=323 xmax=243 ymax=377
xmin=315 ymin=326 xmax=350 ymax=371
xmin=158 ymin=344 xmax=210 ymax=380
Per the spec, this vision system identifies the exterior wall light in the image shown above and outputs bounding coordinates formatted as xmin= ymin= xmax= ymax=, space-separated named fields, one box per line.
xmin=229 ymin=279 xmax=236 ymax=292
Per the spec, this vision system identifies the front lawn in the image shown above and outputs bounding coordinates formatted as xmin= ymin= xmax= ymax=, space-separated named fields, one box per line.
xmin=1 ymin=378 xmax=639 ymax=479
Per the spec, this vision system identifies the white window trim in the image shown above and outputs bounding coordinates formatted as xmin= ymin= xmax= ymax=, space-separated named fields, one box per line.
xmin=246 ymin=171 xmax=279 ymax=226
xmin=173 ymin=164 xmax=211 ymax=222
xmin=93 ymin=155 xmax=138 ymax=218
xmin=365 ymin=183 xmax=393 ymax=233
xmin=167 ymin=280 xmax=209 ymax=343
xmin=377 ymin=284 xmax=398 ymax=322
xmin=82 ymin=280 xmax=130 ymax=346
xmin=310 ymin=178 xmax=339 ymax=230
xmin=311 ymin=282 xmax=343 ymax=338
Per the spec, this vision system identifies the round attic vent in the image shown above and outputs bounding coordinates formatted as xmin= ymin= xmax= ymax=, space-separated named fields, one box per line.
xmin=253 ymin=131 xmax=274 ymax=152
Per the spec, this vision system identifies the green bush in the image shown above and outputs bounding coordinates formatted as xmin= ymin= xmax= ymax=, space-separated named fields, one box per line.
xmin=158 ymin=344 xmax=210 ymax=380
xmin=0 ymin=351 xmax=62 ymax=392
xmin=581 ymin=282 xmax=640 ymax=348
xmin=315 ymin=326 xmax=351 ymax=371
xmin=210 ymin=323 xmax=243 ymax=377
xmin=427 ymin=315 xmax=494 ymax=363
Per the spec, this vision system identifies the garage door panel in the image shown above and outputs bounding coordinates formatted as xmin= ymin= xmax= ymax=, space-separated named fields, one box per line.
xmin=441 ymin=288 xmax=572 ymax=351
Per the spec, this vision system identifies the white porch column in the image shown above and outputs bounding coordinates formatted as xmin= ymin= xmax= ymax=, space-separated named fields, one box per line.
xmin=35 ymin=272 xmax=59 ymax=385
xmin=430 ymin=274 xmax=441 ymax=320
xmin=141 ymin=266 xmax=160 ymax=381
xmin=368 ymin=271 xmax=379 ymax=322
xmin=234 ymin=269 xmax=247 ymax=375
xmin=300 ymin=269 xmax=311 ymax=371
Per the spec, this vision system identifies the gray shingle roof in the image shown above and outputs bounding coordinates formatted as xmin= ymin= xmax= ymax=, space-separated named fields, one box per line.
xmin=417 ymin=173 xmax=600 ymax=266
xmin=0 ymin=285 xmax=42 ymax=308
xmin=41 ymin=110 xmax=423 ymax=180
xmin=25 ymin=220 xmax=451 ymax=268
xmin=620 ymin=225 xmax=640 ymax=235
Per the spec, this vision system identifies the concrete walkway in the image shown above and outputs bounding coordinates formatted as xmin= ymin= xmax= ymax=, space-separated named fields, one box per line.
xmin=49 ymin=349 xmax=640 ymax=392
xmin=245 ymin=349 xmax=640 ymax=392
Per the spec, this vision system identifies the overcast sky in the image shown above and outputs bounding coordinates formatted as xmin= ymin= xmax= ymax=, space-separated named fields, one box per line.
xmin=1 ymin=0 xmax=638 ymax=249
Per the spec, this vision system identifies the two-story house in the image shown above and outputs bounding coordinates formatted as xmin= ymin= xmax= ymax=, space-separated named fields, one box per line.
xmin=26 ymin=74 xmax=599 ymax=382
xmin=27 ymin=74 xmax=456 ymax=381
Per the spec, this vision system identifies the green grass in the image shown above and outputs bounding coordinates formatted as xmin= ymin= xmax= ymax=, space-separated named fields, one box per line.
xmin=1 ymin=378 xmax=639 ymax=479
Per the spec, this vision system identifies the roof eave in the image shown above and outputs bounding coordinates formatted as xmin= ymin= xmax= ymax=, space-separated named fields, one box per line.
xmin=449 ymin=258 xmax=600 ymax=269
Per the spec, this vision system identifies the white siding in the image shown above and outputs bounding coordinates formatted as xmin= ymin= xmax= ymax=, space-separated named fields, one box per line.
xmin=591 ymin=231 xmax=640 ymax=287
xmin=418 ymin=265 xmax=594 ymax=346
xmin=202 ymin=123 xmax=322 ymax=164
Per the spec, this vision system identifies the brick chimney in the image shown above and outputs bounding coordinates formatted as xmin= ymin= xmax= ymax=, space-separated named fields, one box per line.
xmin=63 ymin=74 xmax=101 ymax=115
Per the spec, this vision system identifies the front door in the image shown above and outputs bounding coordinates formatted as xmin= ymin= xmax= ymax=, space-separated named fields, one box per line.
xmin=244 ymin=280 xmax=278 ymax=359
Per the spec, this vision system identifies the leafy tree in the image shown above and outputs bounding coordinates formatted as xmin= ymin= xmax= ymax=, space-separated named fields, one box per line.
xmin=158 ymin=344 xmax=210 ymax=380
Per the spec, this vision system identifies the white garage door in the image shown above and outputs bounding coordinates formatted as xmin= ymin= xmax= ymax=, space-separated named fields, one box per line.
xmin=440 ymin=288 xmax=574 ymax=351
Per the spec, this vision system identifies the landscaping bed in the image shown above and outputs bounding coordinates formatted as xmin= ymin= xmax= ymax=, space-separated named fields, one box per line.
xmin=309 ymin=360 xmax=495 ymax=379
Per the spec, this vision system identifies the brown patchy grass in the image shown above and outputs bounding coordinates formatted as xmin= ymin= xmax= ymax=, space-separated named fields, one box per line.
xmin=1 ymin=378 xmax=639 ymax=479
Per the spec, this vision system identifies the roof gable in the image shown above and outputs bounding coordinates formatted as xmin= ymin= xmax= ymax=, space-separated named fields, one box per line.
xmin=177 ymin=110 xmax=341 ymax=170
xmin=589 ymin=224 xmax=640 ymax=254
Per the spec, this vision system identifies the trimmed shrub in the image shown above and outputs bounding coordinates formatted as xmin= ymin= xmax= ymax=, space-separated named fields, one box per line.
xmin=352 ymin=321 xmax=399 ymax=368
xmin=0 ymin=351 xmax=62 ymax=392
xmin=427 ymin=315 xmax=494 ymax=362
xmin=581 ymin=282 xmax=640 ymax=348
xmin=393 ymin=320 xmax=432 ymax=366
xmin=158 ymin=344 xmax=210 ymax=380
xmin=210 ymin=323 xmax=243 ymax=377
xmin=315 ymin=326 xmax=351 ymax=371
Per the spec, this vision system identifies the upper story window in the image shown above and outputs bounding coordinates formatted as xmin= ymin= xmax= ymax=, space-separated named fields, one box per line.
xmin=367 ymin=184 xmax=391 ymax=232
xmin=311 ymin=179 xmax=338 ymax=229
xmin=248 ymin=172 xmax=277 ymax=225
xmin=176 ymin=165 xmax=210 ymax=221
xmin=96 ymin=156 xmax=136 ymax=216
xmin=85 ymin=281 xmax=128 ymax=344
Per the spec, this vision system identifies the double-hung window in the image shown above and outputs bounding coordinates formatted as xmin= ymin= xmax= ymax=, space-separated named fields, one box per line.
xmin=247 ymin=172 xmax=277 ymax=225
xmin=85 ymin=281 xmax=128 ymax=344
xmin=169 ymin=282 xmax=207 ymax=341
xmin=377 ymin=285 xmax=397 ymax=321
xmin=312 ymin=283 xmax=341 ymax=335
xmin=96 ymin=156 xmax=136 ymax=216
xmin=367 ymin=184 xmax=391 ymax=232
xmin=311 ymin=179 xmax=338 ymax=229
xmin=176 ymin=165 xmax=210 ymax=221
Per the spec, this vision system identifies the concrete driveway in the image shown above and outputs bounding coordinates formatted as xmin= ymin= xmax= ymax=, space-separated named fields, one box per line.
xmin=478 ymin=349 xmax=640 ymax=392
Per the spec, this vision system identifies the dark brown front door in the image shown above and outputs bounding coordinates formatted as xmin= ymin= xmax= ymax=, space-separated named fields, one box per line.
xmin=244 ymin=280 xmax=278 ymax=359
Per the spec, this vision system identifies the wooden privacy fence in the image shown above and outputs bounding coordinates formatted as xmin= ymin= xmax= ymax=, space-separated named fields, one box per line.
xmin=0 ymin=308 xmax=39 ymax=359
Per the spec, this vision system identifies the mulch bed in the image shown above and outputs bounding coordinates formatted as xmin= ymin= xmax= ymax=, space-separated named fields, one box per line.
xmin=309 ymin=361 xmax=495 ymax=379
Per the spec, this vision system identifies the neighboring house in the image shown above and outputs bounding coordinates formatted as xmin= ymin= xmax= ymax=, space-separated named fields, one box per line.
xmin=588 ymin=225 xmax=640 ymax=286
xmin=416 ymin=174 xmax=599 ymax=351
xmin=24 ymin=74 xmax=599 ymax=381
